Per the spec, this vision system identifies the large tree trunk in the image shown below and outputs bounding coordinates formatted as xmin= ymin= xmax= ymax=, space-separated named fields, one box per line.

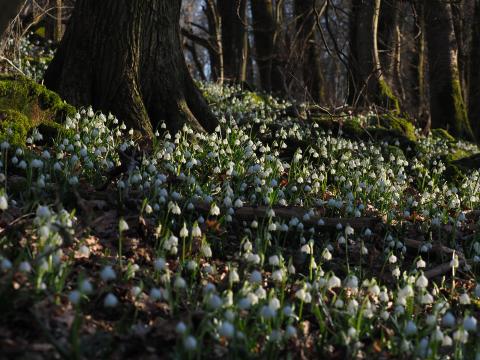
xmin=294 ymin=0 xmax=325 ymax=103
xmin=347 ymin=0 xmax=399 ymax=111
xmin=424 ymin=0 xmax=474 ymax=140
xmin=251 ymin=0 xmax=285 ymax=93
xmin=217 ymin=0 xmax=248 ymax=82
xmin=0 ymin=0 xmax=24 ymax=40
xmin=468 ymin=0 xmax=480 ymax=139
xmin=44 ymin=0 xmax=217 ymax=137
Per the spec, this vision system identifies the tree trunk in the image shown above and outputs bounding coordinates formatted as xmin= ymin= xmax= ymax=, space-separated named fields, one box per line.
xmin=44 ymin=0 xmax=217 ymax=137
xmin=424 ymin=0 xmax=474 ymax=140
xmin=294 ymin=0 xmax=325 ymax=103
xmin=251 ymin=0 xmax=285 ymax=93
xmin=347 ymin=0 xmax=399 ymax=111
xmin=468 ymin=0 xmax=480 ymax=139
xmin=217 ymin=0 xmax=248 ymax=82
xmin=0 ymin=0 xmax=24 ymax=40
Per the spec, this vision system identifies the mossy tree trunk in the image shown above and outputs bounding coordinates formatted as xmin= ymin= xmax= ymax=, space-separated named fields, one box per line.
xmin=294 ymin=0 xmax=325 ymax=104
xmin=0 ymin=0 xmax=24 ymax=40
xmin=44 ymin=0 xmax=218 ymax=138
xmin=347 ymin=0 xmax=400 ymax=111
xmin=424 ymin=0 xmax=474 ymax=140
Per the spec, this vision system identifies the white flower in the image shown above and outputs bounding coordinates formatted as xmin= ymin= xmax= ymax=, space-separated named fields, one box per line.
xmin=250 ymin=270 xmax=262 ymax=284
xmin=104 ymin=293 xmax=118 ymax=307
xmin=68 ymin=290 xmax=81 ymax=305
xmin=201 ymin=243 xmax=212 ymax=258
xmin=210 ymin=203 xmax=220 ymax=216
xmin=459 ymin=293 xmax=471 ymax=304
xmin=388 ymin=254 xmax=397 ymax=263
xmin=218 ymin=321 xmax=234 ymax=338
xmin=271 ymin=269 xmax=284 ymax=283
xmin=0 ymin=195 xmax=8 ymax=210
xmin=416 ymin=259 xmax=426 ymax=268
xmin=18 ymin=261 xmax=31 ymax=273
xmin=268 ymin=255 xmax=280 ymax=266
xmin=234 ymin=198 xmax=243 ymax=208
xmin=1 ymin=258 xmax=12 ymax=270
xmin=176 ymin=321 xmax=187 ymax=334
xmin=442 ymin=312 xmax=456 ymax=327
xmin=179 ymin=223 xmax=189 ymax=238
xmin=463 ymin=316 xmax=477 ymax=331
xmin=191 ymin=223 xmax=202 ymax=237
xmin=415 ymin=273 xmax=428 ymax=288
xmin=154 ymin=258 xmax=166 ymax=271
xmin=183 ymin=336 xmax=197 ymax=351
xmin=322 ymin=248 xmax=332 ymax=261
xmin=174 ymin=276 xmax=186 ymax=289
xmin=285 ymin=325 xmax=297 ymax=338
xmin=229 ymin=268 xmax=240 ymax=283
xmin=100 ymin=266 xmax=116 ymax=281
xmin=404 ymin=320 xmax=417 ymax=335
xmin=327 ymin=275 xmax=341 ymax=289
xmin=79 ymin=279 xmax=93 ymax=294
xmin=119 ymin=218 xmax=129 ymax=232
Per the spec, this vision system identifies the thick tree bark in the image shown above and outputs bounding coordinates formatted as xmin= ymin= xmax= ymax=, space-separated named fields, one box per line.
xmin=217 ymin=0 xmax=248 ymax=82
xmin=251 ymin=0 xmax=285 ymax=93
xmin=0 ymin=0 xmax=24 ymax=40
xmin=44 ymin=0 xmax=218 ymax=137
xmin=468 ymin=0 xmax=480 ymax=139
xmin=347 ymin=0 xmax=399 ymax=111
xmin=294 ymin=0 xmax=325 ymax=103
xmin=424 ymin=0 xmax=474 ymax=140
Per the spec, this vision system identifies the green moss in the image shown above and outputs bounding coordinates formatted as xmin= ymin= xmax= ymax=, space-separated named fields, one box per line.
xmin=378 ymin=79 xmax=400 ymax=113
xmin=431 ymin=128 xmax=455 ymax=142
xmin=0 ymin=75 xmax=74 ymax=145
xmin=451 ymin=77 xmax=474 ymax=141
xmin=378 ymin=114 xmax=416 ymax=142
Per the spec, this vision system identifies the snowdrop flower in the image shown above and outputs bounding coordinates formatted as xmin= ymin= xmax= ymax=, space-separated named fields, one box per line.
xmin=327 ymin=275 xmax=341 ymax=289
xmin=459 ymin=293 xmax=471 ymax=305
xmin=104 ymin=293 xmax=118 ymax=307
xmin=415 ymin=273 xmax=428 ymax=288
xmin=210 ymin=203 xmax=220 ymax=216
xmin=79 ymin=279 xmax=93 ymax=294
xmin=183 ymin=336 xmax=197 ymax=351
xmin=0 ymin=195 xmax=8 ymax=210
xmin=68 ymin=290 xmax=81 ymax=305
xmin=118 ymin=218 xmax=129 ymax=232
xmin=463 ymin=316 xmax=477 ymax=331
xmin=201 ymin=243 xmax=212 ymax=258
xmin=404 ymin=321 xmax=417 ymax=335
xmin=416 ymin=259 xmax=426 ymax=268
xmin=475 ymin=283 xmax=480 ymax=298
xmin=322 ymin=248 xmax=332 ymax=261
xmin=453 ymin=329 xmax=468 ymax=343
xmin=249 ymin=270 xmax=262 ymax=284
xmin=229 ymin=268 xmax=240 ymax=283
xmin=1 ymin=258 xmax=12 ymax=270
xmin=100 ymin=265 xmax=116 ymax=281
xmin=442 ymin=312 xmax=456 ymax=327
xmin=285 ymin=325 xmax=297 ymax=338
xmin=219 ymin=321 xmax=234 ymax=338
xmin=179 ymin=223 xmax=188 ymax=238
xmin=268 ymin=255 xmax=280 ymax=266
xmin=271 ymin=269 xmax=284 ymax=283
xmin=154 ymin=258 xmax=166 ymax=271
xmin=174 ymin=276 xmax=187 ymax=289
xmin=19 ymin=261 xmax=31 ymax=273
xmin=191 ymin=223 xmax=202 ymax=237
xmin=176 ymin=321 xmax=187 ymax=334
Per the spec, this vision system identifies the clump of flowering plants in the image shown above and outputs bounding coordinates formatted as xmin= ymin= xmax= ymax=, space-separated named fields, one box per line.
xmin=0 ymin=82 xmax=479 ymax=359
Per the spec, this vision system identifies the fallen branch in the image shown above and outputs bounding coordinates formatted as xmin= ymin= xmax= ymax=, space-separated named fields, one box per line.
xmin=424 ymin=259 xmax=466 ymax=279
xmin=404 ymin=238 xmax=466 ymax=261
xmin=194 ymin=202 xmax=382 ymax=230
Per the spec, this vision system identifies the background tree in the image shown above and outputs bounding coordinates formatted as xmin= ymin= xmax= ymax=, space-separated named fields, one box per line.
xmin=348 ymin=0 xmax=399 ymax=111
xmin=0 ymin=0 xmax=25 ymax=41
xmin=424 ymin=0 xmax=474 ymax=139
xmin=44 ymin=0 xmax=218 ymax=137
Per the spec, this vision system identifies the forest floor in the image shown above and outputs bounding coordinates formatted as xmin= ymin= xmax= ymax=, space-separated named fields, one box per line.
xmin=1 ymin=39 xmax=480 ymax=360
